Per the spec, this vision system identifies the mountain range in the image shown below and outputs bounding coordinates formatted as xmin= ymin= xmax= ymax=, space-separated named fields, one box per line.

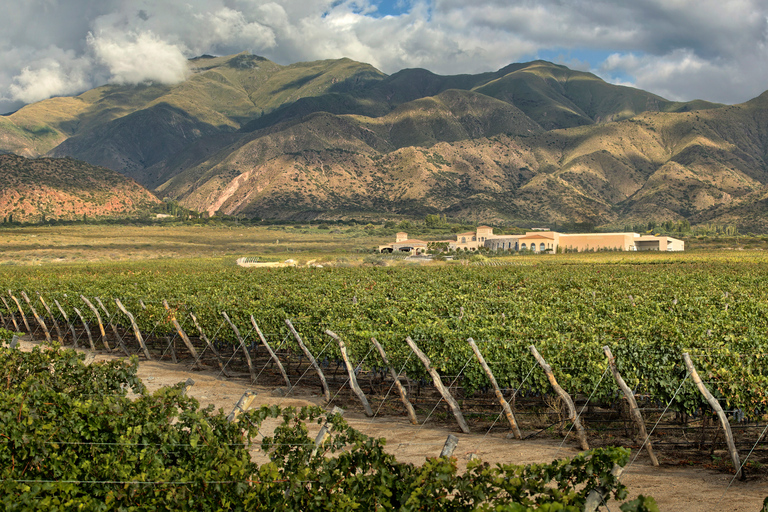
xmin=2 ymin=52 xmax=768 ymax=230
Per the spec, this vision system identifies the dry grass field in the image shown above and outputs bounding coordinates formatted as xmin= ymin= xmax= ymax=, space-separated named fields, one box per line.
xmin=0 ymin=223 xmax=392 ymax=265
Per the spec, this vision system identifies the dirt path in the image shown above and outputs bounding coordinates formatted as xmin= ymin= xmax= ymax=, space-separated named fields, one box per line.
xmin=130 ymin=357 xmax=766 ymax=511
xmin=18 ymin=339 xmax=767 ymax=511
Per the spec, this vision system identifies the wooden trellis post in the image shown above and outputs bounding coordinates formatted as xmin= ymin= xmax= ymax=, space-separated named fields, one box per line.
xmin=250 ymin=316 xmax=291 ymax=388
xmin=37 ymin=294 xmax=63 ymax=343
xmin=227 ymin=391 xmax=257 ymax=422
xmin=468 ymin=338 xmax=522 ymax=439
xmin=1 ymin=297 xmax=19 ymax=332
xmin=9 ymin=291 xmax=31 ymax=333
xmin=584 ymin=464 xmax=625 ymax=512
xmin=440 ymin=434 xmax=459 ymax=457
xmin=683 ymin=353 xmax=743 ymax=480
xmin=603 ymin=346 xmax=658 ymax=466
xmin=529 ymin=345 xmax=589 ymax=450
xmin=221 ymin=312 xmax=256 ymax=382
xmin=182 ymin=378 xmax=195 ymax=395
xmin=311 ymin=407 xmax=345 ymax=458
xmin=96 ymin=297 xmax=129 ymax=356
xmin=325 ymin=330 xmax=374 ymax=416
xmin=72 ymin=306 xmax=96 ymax=351
xmin=21 ymin=291 xmax=52 ymax=342
xmin=115 ymin=299 xmax=151 ymax=359
xmin=190 ymin=312 xmax=230 ymax=377
xmin=370 ymin=337 xmax=418 ymax=425
xmin=81 ymin=296 xmax=110 ymax=351
xmin=167 ymin=336 xmax=178 ymax=363
xmin=53 ymin=299 xmax=78 ymax=347
xmin=285 ymin=319 xmax=330 ymax=402
xmin=162 ymin=300 xmax=200 ymax=367
xmin=405 ymin=336 xmax=470 ymax=434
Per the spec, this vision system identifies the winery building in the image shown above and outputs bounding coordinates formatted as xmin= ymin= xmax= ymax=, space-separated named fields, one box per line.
xmin=379 ymin=227 xmax=684 ymax=253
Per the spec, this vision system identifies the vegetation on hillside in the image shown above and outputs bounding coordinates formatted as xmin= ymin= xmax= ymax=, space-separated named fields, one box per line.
xmin=2 ymin=52 xmax=768 ymax=230
xmin=0 ymin=154 xmax=160 ymax=223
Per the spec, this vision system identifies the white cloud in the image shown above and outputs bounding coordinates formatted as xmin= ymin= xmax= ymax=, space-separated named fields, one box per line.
xmin=7 ymin=47 xmax=93 ymax=104
xmin=88 ymin=31 xmax=189 ymax=85
xmin=600 ymin=47 xmax=768 ymax=103
xmin=0 ymin=0 xmax=767 ymax=111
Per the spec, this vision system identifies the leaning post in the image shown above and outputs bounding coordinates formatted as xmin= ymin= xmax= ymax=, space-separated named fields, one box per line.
xmin=21 ymin=291 xmax=52 ymax=342
xmin=683 ymin=353 xmax=743 ymax=480
xmin=81 ymin=296 xmax=110 ymax=351
xmin=251 ymin=316 xmax=291 ymax=388
xmin=468 ymin=338 xmax=522 ymax=439
xmin=115 ymin=298 xmax=151 ymax=359
xmin=221 ymin=312 xmax=256 ymax=382
xmin=9 ymin=291 xmax=31 ymax=333
xmin=190 ymin=312 xmax=230 ymax=377
xmin=603 ymin=346 xmax=658 ymax=466
xmin=53 ymin=299 xmax=78 ymax=346
xmin=162 ymin=300 xmax=200 ymax=367
xmin=405 ymin=336 xmax=470 ymax=434
xmin=370 ymin=337 xmax=419 ymax=425
xmin=529 ymin=345 xmax=589 ymax=450
xmin=96 ymin=297 xmax=129 ymax=356
xmin=1 ymin=297 xmax=19 ymax=332
xmin=325 ymin=330 xmax=374 ymax=416
xmin=285 ymin=319 xmax=330 ymax=402
xmin=73 ymin=307 xmax=96 ymax=351
xmin=37 ymin=293 xmax=63 ymax=343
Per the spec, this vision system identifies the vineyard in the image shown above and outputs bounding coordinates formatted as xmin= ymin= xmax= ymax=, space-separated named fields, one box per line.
xmin=2 ymin=254 xmax=768 ymax=487
xmin=2 ymin=334 xmax=666 ymax=511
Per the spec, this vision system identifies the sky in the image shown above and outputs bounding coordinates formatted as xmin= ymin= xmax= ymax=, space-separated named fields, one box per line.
xmin=1 ymin=0 xmax=767 ymax=114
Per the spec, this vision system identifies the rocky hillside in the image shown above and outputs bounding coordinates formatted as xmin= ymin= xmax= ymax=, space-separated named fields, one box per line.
xmin=0 ymin=154 xmax=160 ymax=222
xmin=5 ymin=52 xmax=768 ymax=229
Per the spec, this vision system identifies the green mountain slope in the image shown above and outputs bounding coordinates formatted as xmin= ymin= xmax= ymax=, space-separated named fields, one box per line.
xmin=159 ymin=91 xmax=768 ymax=225
xmin=1 ymin=53 xmax=714 ymax=187
xmin=1 ymin=52 xmax=765 ymax=228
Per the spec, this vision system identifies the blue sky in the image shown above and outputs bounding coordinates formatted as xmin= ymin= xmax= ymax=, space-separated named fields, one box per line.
xmin=1 ymin=0 xmax=767 ymax=113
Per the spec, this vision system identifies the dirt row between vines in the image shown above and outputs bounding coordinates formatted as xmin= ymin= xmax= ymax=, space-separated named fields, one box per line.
xmin=20 ymin=339 xmax=767 ymax=511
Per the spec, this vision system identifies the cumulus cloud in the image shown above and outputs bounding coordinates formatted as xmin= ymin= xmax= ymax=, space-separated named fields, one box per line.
xmin=0 ymin=0 xmax=767 ymax=112
xmin=88 ymin=31 xmax=189 ymax=85
xmin=7 ymin=47 xmax=93 ymax=105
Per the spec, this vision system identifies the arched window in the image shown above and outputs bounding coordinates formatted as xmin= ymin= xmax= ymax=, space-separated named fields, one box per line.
xmin=461 ymin=237 xmax=466 ymax=243
xmin=521 ymin=243 xmax=527 ymax=251
xmin=540 ymin=243 xmax=546 ymax=252
xmin=472 ymin=236 xmax=476 ymax=241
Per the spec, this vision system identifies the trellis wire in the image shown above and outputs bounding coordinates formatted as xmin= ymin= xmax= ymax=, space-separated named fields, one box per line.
xmin=622 ymin=372 xmax=690 ymax=478
xmin=414 ymin=353 xmax=475 ymax=433
xmin=368 ymin=349 xmax=415 ymax=424
xmin=556 ymin=364 xmax=610 ymax=456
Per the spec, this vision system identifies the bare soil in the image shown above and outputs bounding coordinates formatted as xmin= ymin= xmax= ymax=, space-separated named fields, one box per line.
xmin=20 ymin=336 xmax=761 ymax=512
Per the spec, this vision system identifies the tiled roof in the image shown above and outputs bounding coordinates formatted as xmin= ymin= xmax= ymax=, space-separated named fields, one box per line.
xmin=519 ymin=234 xmax=554 ymax=240
xmin=394 ymin=239 xmax=428 ymax=244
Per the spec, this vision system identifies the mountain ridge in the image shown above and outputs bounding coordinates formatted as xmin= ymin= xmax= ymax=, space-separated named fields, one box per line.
xmin=3 ymin=52 xmax=768 ymax=229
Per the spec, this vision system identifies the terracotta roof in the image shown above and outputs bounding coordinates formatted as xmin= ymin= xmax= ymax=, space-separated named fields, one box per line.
xmin=518 ymin=234 xmax=554 ymax=240
xmin=394 ymin=239 xmax=428 ymax=244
